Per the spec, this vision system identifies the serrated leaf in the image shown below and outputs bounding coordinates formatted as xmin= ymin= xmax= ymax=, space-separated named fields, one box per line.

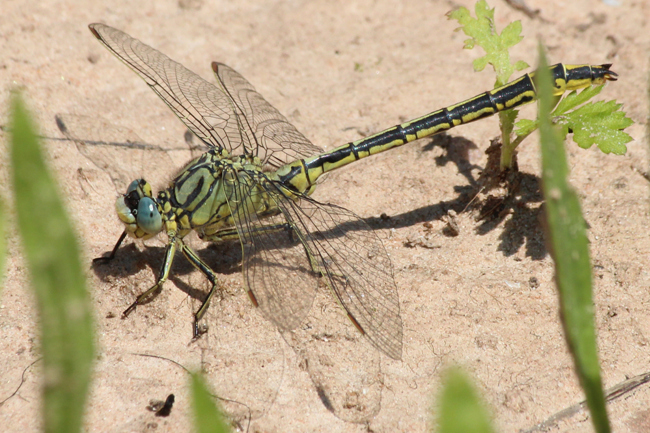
xmin=553 ymin=86 xmax=604 ymax=116
xmin=501 ymin=21 xmax=524 ymax=48
xmin=514 ymin=60 xmax=529 ymax=71
xmin=473 ymin=57 xmax=488 ymax=72
xmin=447 ymin=0 xmax=527 ymax=86
xmin=514 ymin=118 xmax=538 ymax=136
xmin=447 ymin=6 xmax=470 ymax=23
xmin=475 ymin=0 xmax=493 ymax=18
xmin=558 ymin=100 xmax=633 ymax=154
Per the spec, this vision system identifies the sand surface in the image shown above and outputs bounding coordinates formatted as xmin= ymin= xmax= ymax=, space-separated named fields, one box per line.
xmin=1 ymin=0 xmax=649 ymax=431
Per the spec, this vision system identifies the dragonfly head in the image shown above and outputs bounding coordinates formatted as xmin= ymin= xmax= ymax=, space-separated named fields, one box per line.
xmin=116 ymin=179 xmax=163 ymax=239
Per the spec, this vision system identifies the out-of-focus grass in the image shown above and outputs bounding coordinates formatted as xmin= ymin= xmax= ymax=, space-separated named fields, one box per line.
xmin=437 ymin=367 xmax=494 ymax=433
xmin=190 ymin=372 xmax=231 ymax=433
xmin=10 ymin=92 xmax=95 ymax=433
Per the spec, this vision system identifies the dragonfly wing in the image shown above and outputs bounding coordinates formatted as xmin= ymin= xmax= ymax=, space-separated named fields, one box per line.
xmin=280 ymin=287 xmax=383 ymax=422
xmin=280 ymin=194 xmax=403 ymax=360
xmin=224 ymin=177 xmax=399 ymax=419
xmin=89 ymin=23 xmax=254 ymax=155
xmin=213 ymin=63 xmax=323 ymax=169
xmin=223 ymin=168 xmax=318 ymax=330
xmin=225 ymin=172 xmax=402 ymax=360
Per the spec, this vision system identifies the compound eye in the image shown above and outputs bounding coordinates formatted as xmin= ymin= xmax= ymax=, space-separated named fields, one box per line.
xmin=126 ymin=179 xmax=141 ymax=194
xmin=136 ymin=197 xmax=162 ymax=234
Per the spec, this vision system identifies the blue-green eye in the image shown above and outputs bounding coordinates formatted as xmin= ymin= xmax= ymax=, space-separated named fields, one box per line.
xmin=127 ymin=179 xmax=141 ymax=194
xmin=137 ymin=197 xmax=162 ymax=234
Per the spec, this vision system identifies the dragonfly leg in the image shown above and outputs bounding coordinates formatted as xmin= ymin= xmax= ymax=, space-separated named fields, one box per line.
xmin=93 ymin=230 xmax=127 ymax=264
xmin=122 ymin=236 xmax=179 ymax=318
xmin=179 ymin=243 xmax=222 ymax=338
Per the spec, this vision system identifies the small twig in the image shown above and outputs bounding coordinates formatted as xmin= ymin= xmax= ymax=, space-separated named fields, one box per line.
xmin=503 ymin=0 xmax=545 ymax=21
xmin=521 ymin=371 xmax=650 ymax=432
xmin=0 ymin=358 xmax=42 ymax=406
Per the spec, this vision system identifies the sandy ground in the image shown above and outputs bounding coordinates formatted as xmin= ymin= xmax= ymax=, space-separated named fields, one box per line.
xmin=1 ymin=0 xmax=649 ymax=432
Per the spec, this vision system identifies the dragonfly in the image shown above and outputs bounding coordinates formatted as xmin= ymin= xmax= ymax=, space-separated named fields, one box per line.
xmin=84 ymin=23 xmax=617 ymax=361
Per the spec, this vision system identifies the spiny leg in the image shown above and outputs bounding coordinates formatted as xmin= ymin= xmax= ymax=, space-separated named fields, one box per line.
xmin=179 ymin=243 xmax=224 ymax=338
xmin=122 ymin=236 xmax=179 ymax=318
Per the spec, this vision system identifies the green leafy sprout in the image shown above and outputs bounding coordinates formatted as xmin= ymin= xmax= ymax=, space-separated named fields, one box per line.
xmin=448 ymin=0 xmax=633 ymax=170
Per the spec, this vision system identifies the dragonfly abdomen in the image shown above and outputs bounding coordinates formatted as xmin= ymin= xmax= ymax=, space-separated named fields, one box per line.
xmin=294 ymin=63 xmax=616 ymax=188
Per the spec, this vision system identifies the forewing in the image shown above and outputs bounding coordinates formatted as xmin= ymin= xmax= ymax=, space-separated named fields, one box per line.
xmin=213 ymin=63 xmax=323 ymax=169
xmin=89 ymin=23 xmax=255 ymax=155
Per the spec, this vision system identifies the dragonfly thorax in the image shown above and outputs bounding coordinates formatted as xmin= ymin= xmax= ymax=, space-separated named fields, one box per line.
xmin=116 ymin=179 xmax=164 ymax=239
xmin=161 ymin=149 xmax=274 ymax=236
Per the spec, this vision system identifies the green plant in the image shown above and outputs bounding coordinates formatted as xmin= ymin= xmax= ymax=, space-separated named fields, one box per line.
xmin=448 ymin=0 xmax=633 ymax=170
xmin=432 ymin=46 xmax=613 ymax=433
xmin=8 ymin=92 xmax=235 ymax=432
xmin=437 ymin=367 xmax=494 ymax=433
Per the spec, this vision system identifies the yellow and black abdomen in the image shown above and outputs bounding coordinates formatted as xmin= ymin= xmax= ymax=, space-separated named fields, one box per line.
xmin=291 ymin=63 xmax=616 ymax=191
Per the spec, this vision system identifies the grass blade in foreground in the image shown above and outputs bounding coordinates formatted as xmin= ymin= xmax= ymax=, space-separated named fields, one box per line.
xmin=537 ymin=46 xmax=610 ymax=433
xmin=190 ymin=373 xmax=230 ymax=433
xmin=437 ymin=368 xmax=494 ymax=433
xmin=10 ymin=93 xmax=95 ymax=433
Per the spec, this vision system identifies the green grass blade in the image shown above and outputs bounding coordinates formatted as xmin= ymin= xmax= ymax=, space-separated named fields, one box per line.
xmin=437 ymin=368 xmax=494 ymax=433
xmin=536 ymin=46 xmax=611 ymax=433
xmin=190 ymin=372 xmax=230 ymax=433
xmin=9 ymin=92 xmax=95 ymax=433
